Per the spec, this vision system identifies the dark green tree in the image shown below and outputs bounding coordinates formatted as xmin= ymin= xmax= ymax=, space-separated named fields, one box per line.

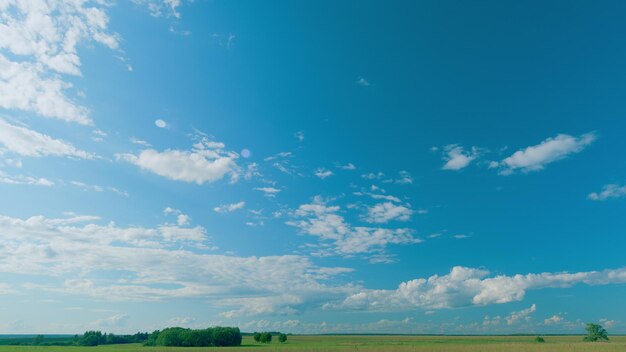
xmin=253 ymin=332 xmax=261 ymax=342
xmin=278 ymin=333 xmax=287 ymax=343
xmin=259 ymin=332 xmax=272 ymax=343
xmin=534 ymin=336 xmax=545 ymax=343
xmin=33 ymin=335 xmax=44 ymax=345
xmin=583 ymin=323 xmax=609 ymax=342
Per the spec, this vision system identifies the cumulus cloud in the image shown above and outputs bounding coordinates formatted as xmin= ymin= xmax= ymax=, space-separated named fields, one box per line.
xmin=314 ymin=168 xmax=333 ymax=179
xmin=0 ymin=118 xmax=93 ymax=158
xmin=214 ymin=201 xmax=245 ymax=213
xmin=287 ymin=197 xmax=420 ymax=260
xmin=332 ymin=266 xmax=626 ymax=311
xmin=363 ymin=202 xmax=413 ymax=223
xmin=116 ymin=137 xmax=240 ymax=184
xmin=0 ymin=212 xmax=354 ymax=317
xmin=494 ymin=133 xmax=596 ymax=174
xmin=588 ymin=184 xmax=626 ymax=201
xmin=544 ymin=315 xmax=563 ymax=325
xmin=442 ymin=145 xmax=478 ymax=170
xmin=506 ymin=304 xmax=536 ymax=325
xmin=0 ymin=0 xmax=124 ymax=125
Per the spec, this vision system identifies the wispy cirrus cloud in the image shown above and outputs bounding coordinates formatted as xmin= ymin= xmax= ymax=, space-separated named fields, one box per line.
xmin=0 ymin=118 xmax=93 ymax=159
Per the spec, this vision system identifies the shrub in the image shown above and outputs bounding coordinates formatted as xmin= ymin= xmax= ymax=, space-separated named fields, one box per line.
xmin=278 ymin=333 xmax=287 ymax=343
xmin=535 ymin=336 xmax=545 ymax=343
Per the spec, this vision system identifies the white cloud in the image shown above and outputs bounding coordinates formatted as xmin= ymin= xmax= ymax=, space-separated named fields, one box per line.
xmin=0 ymin=118 xmax=93 ymax=158
xmin=154 ymin=119 xmax=167 ymax=128
xmin=117 ymin=137 xmax=240 ymax=184
xmin=395 ymin=171 xmax=413 ymax=184
xmin=442 ymin=145 xmax=478 ymax=170
xmin=506 ymin=304 xmax=536 ymax=325
xmin=0 ymin=170 xmax=53 ymax=186
xmin=130 ymin=137 xmax=151 ymax=147
xmin=254 ymin=187 xmax=281 ymax=197
xmin=339 ymin=163 xmax=356 ymax=170
xmin=588 ymin=184 xmax=626 ymax=201
xmin=544 ymin=315 xmax=563 ymax=325
xmin=356 ymin=76 xmax=370 ymax=86
xmin=0 ymin=212 xmax=354 ymax=317
xmin=332 ymin=266 xmax=626 ymax=311
xmin=496 ymin=133 xmax=596 ymax=174
xmin=287 ymin=197 xmax=420 ymax=260
xmin=363 ymin=202 xmax=413 ymax=223
xmin=162 ymin=207 xmax=191 ymax=227
xmin=88 ymin=314 xmax=129 ymax=330
xmin=70 ymin=181 xmax=128 ymax=197
xmin=133 ymin=0 xmax=185 ymax=18
xmin=214 ymin=201 xmax=245 ymax=213
xmin=0 ymin=0 xmax=121 ymax=125
xmin=361 ymin=172 xmax=384 ymax=180
xmin=314 ymin=168 xmax=333 ymax=179
xmin=294 ymin=131 xmax=304 ymax=141
xmin=599 ymin=318 xmax=617 ymax=329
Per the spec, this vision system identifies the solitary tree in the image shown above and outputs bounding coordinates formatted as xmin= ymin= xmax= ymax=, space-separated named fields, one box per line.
xmin=278 ymin=333 xmax=287 ymax=343
xmin=583 ymin=323 xmax=609 ymax=342
xmin=534 ymin=336 xmax=545 ymax=343
xmin=253 ymin=332 xmax=261 ymax=342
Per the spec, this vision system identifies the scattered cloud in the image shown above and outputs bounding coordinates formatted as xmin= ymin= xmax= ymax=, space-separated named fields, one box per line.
xmin=544 ymin=315 xmax=563 ymax=325
xmin=442 ymin=145 xmax=478 ymax=171
xmin=134 ymin=0 xmax=185 ymax=19
xmin=214 ymin=201 xmax=246 ymax=213
xmin=356 ymin=76 xmax=371 ymax=87
xmin=588 ymin=184 xmax=626 ymax=201
xmin=363 ymin=202 xmax=413 ymax=223
xmin=287 ymin=196 xmax=420 ymax=260
xmin=338 ymin=163 xmax=356 ymax=170
xmin=116 ymin=137 xmax=240 ymax=184
xmin=0 ymin=171 xmax=53 ymax=186
xmin=494 ymin=133 xmax=596 ymax=174
xmin=295 ymin=131 xmax=304 ymax=141
xmin=361 ymin=172 xmax=384 ymax=180
xmin=254 ymin=187 xmax=281 ymax=197
xmin=314 ymin=168 xmax=333 ymax=179
xmin=506 ymin=304 xmax=536 ymax=325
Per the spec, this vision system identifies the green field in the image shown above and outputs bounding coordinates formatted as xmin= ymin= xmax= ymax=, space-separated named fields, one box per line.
xmin=1 ymin=335 xmax=625 ymax=352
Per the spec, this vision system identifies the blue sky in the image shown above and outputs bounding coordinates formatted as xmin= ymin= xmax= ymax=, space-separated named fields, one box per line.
xmin=0 ymin=0 xmax=625 ymax=334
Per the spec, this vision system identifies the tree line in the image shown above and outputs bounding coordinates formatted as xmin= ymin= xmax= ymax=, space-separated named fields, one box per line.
xmin=143 ymin=327 xmax=242 ymax=347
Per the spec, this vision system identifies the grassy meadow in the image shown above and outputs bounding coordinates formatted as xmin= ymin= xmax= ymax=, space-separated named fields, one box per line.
xmin=1 ymin=335 xmax=625 ymax=352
